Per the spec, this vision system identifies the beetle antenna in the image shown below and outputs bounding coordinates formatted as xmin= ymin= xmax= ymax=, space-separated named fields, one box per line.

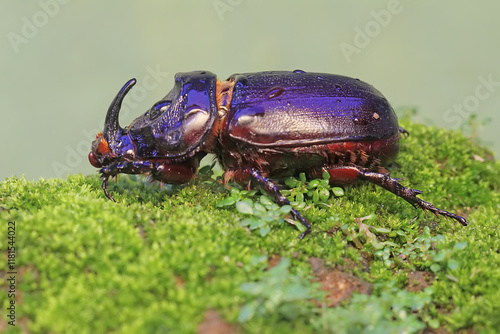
xmin=101 ymin=176 xmax=117 ymax=202
xmin=104 ymin=78 xmax=136 ymax=142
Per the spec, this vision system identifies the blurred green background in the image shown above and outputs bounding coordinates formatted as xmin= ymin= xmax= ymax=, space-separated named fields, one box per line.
xmin=1 ymin=0 xmax=499 ymax=180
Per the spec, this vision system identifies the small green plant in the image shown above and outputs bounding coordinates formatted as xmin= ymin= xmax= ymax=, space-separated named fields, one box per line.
xmin=216 ymin=187 xmax=258 ymax=207
xmin=312 ymin=284 xmax=436 ymax=333
xmin=217 ymin=188 xmax=305 ymax=236
xmin=428 ymin=239 xmax=467 ymax=274
xmin=340 ymin=216 xmax=468 ymax=272
xmin=373 ymin=227 xmax=468 ymax=274
xmin=238 ymin=257 xmax=319 ymax=322
xmin=217 ymin=172 xmax=345 ymax=236
xmin=238 ymin=195 xmax=299 ymax=236
xmin=281 ymin=171 xmax=344 ymax=208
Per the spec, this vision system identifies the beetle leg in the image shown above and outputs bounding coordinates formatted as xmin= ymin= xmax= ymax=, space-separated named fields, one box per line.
xmin=357 ymin=169 xmax=468 ymax=226
xmin=246 ymin=167 xmax=312 ymax=239
xmin=100 ymin=161 xmax=154 ymax=176
xmin=99 ymin=161 xmax=154 ymax=201
xmin=399 ymin=127 xmax=410 ymax=138
xmin=101 ymin=176 xmax=116 ymax=202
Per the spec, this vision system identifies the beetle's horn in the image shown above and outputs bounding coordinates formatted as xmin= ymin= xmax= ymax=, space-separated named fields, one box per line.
xmin=103 ymin=78 xmax=136 ymax=140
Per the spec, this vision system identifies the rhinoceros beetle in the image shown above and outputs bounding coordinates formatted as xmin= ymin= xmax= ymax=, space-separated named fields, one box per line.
xmin=89 ymin=70 xmax=468 ymax=238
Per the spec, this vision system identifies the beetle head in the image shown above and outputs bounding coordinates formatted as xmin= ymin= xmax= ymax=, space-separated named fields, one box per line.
xmin=89 ymin=72 xmax=218 ymax=193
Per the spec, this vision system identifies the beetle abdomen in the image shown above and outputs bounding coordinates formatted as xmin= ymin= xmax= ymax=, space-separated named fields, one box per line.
xmin=227 ymin=71 xmax=399 ymax=147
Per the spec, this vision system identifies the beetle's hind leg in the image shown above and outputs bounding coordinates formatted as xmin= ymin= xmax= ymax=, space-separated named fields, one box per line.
xmin=246 ymin=168 xmax=312 ymax=239
xmin=357 ymin=169 xmax=468 ymax=226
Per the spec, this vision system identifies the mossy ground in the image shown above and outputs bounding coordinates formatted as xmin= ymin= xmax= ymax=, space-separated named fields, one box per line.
xmin=1 ymin=121 xmax=499 ymax=333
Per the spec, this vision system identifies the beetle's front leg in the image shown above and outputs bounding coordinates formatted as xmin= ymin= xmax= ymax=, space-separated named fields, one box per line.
xmin=100 ymin=160 xmax=154 ymax=177
xmin=99 ymin=161 xmax=154 ymax=201
xmin=246 ymin=168 xmax=312 ymax=239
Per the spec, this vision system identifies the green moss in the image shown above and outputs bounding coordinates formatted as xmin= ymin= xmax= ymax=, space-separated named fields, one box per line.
xmin=1 ymin=121 xmax=499 ymax=333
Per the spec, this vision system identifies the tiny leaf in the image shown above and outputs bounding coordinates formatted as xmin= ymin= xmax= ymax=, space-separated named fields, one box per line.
xmin=299 ymin=172 xmax=307 ymax=183
xmin=249 ymin=220 xmax=265 ymax=230
xmin=430 ymin=264 xmax=441 ymax=272
xmin=259 ymin=226 xmax=271 ymax=236
xmin=319 ymin=189 xmax=330 ymax=202
xmin=371 ymin=226 xmax=390 ymax=233
xmin=312 ymin=189 xmax=319 ymax=203
xmin=332 ymin=187 xmax=344 ymax=197
xmin=285 ymin=177 xmax=299 ymax=188
xmin=238 ymin=302 xmax=256 ymax=323
xmin=217 ymin=197 xmax=236 ymax=207
xmin=308 ymin=180 xmax=320 ymax=189
xmin=453 ymin=241 xmax=467 ymax=250
xmin=280 ymin=205 xmax=292 ymax=213
xmin=447 ymin=259 xmax=459 ymax=270
xmin=239 ymin=218 xmax=253 ymax=227
xmin=253 ymin=202 xmax=266 ymax=213
xmin=236 ymin=200 xmax=254 ymax=215
xmin=260 ymin=196 xmax=273 ymax=206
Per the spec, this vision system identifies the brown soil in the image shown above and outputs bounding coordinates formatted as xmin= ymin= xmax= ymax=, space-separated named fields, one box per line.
xmin=197 ymin=310 xmax=237 ymax=334
xmin=310 ymin=257 xmax=372 ymax=307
